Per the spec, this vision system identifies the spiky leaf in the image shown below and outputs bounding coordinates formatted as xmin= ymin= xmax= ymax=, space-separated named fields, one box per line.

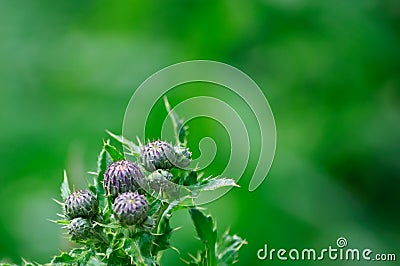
xmin=138 ymin=232 xmax=153 ymax=258
xmin=123 ymin=238 xmax=147 ymax=266
xmin=189 ymin=208 xmax=217 ymax=265
xmin=21 ymin=258 xmax=34 ymax=266
xmin=51 ymin=252 xmax=74 ymax=263
xmin=217 ymin=230 xmax=247 ymax=265
xmin=152 ymin=216 xmax=173 ymax=254
xmin=164 ymin=96 xmax=188 ymax=145
xmin=107 ymin=130 xmax=142 ymax=155
xmin=200 ymin=178 xmax=238 ymax=191
xmin=60 ymin=170 xmax=71 ymax=201
xmin=103 ymin=140 xmax=125 ymax=161
xmin=95 ymin=146 xmax=110 ymax=200
xmin=183 ymin=171 xmax=198 ymax=186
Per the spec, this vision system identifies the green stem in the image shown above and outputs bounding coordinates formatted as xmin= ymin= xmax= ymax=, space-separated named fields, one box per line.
xmin=154 ymin=203 xmax=169 ymax=234
xmin=207 ymin=245 xmax=217 ymax=266
xmin=151 ymin=201 xmax=170 ymax=257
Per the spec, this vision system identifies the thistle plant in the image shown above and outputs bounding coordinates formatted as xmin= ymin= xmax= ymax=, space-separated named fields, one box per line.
xmin=40 ymin=98 xmax=246 ymax=265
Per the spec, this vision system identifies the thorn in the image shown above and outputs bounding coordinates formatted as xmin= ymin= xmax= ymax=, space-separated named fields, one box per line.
xmin=188 ymin=252 xmax=198 ymax=261
xmin=169 ymin=245 xmax=180 ymax=254
xmin=136 ymin=136 xmax=143 ymax=147
xmin=52 ymin=198 xmax=64 ymax=206
xmin=179 ymin=257 xmax=191 ymax=265
xmin=172 ymin=226 xmax=182 ymax=232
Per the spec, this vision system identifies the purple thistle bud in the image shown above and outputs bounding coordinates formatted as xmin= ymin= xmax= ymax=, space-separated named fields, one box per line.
xmin=64 ymin=190 xmax=99 ymax=219
xmin=68 ymin=217 xmax=91 ymax=240
xmin=112 ymin=192 xmax=148 ymax=226
xmin=103 ymin=160 xmax=144 ymax=198
xmin=141 ymin=140 xmax=191 ymax=172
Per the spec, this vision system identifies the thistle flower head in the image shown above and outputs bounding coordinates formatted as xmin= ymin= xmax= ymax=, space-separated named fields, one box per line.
xmin=141 ymin=140 xmax=192 ymax=172
xmin=112 ymin=192 xmax=148 ymax=226
xmin=68 ymin=217 xmax=91 ymax=240
xmin=103 ymin=160 xmax=144 ymax=198
xmin=64 ymin=190 xmax=99 ymax=219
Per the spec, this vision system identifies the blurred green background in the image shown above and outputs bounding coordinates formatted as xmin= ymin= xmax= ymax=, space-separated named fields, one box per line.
xmin=0 ymin=0 xmax=399 ymax=265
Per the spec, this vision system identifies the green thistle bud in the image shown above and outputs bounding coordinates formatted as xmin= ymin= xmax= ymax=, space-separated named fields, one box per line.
xmin=68 ymin=217 xmax=91 ymax=240
xmin=64 ymin=190 xmax=98 ymax=219
xmin=103 ymin=160 xmax=145 ymax=198
xmin=146 ymin=170 xmax=180 ymax=200
xmin=146 ymin=170 xmax=172 ymax=192
xmin=174 ymin=145 xmax=192 ymax=168
xmin=140 ymin=140 xmax=192 ymax=172
xmin=112 ymin=192 xmax=148 ymax=226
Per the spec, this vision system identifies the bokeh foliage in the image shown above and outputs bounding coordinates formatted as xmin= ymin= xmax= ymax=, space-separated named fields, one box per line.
xmin=0 ymin=0 xmax=399 ymax=265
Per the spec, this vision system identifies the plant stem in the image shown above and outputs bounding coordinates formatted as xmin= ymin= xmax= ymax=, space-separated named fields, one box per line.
xmin=207 ymin=245 xmax=218 ymax=266
xmin=151 ymin=202 xmax=168 ymax=234
xmin=150 ymin=201 xmax=170 ymax=257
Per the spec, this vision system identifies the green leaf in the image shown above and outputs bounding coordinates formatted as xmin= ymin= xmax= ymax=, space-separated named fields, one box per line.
xmin=0 ymin=261 xmax=18 ymax=266
xmin=189 ymin=208 xmax=217 ymax=245
xmin=185 ymin=214 xmax=246 ymax=265
xmin=217 ymin=230 xmax=247 ymax=265
xmin=101 ymin=197 xmax=114 ymax=220
xmin=51 ymin=252 xmax=74 ymax=264
xmin=152 ymin=216 xmax=173 ymax=254
xmin=200 ymin=178 xmax=239 ymax=191
xmin=138 ymin=232 xmax=153 ymax=258
xmin=60 ymin=170 xmax=71 ymax=201
xmin=189 ymin=208 xmax=217 ymax=266
xmin=86 ymin=257 xmax=107 ymax=266
xmin=68 ymin=247 xmax=91 ymax=265
xmin=21 ymin=258 xmax=34 ymax=266
xmin=123 ymin=238 xmax=147 ymax=265
xmin=103 ymin=140 xmax=125 ymax=161
xmin=88 ymin=184 xmax=97 ymax=196
xmin=148 ymin=199 xmax=162 ymax=216
xmin=106 ymin=130 xmax=142 ymax=155
xmin=183 ymin=171 xmax=198 ymax=186
xmin=94 ymin=146 xmax=110 ymax=205
xmin=164 ymin=96 xmax=188 ymax=145
xmin=183 ymin=251 xmax=204 ymax=265
xmin=152 ymin=200 xmax=186 ymax=255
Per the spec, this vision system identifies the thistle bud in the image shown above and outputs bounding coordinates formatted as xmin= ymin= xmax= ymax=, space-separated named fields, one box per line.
xmin=103 ymin=160 xmax=144 ymax=198
xmin=64 ymin=190 xmax=98 ymax=219
xmin=112 ymin=192 xmax=148 ymax=226
xmin=146 ymin=170 xmax=180 ymax=200
xmin=174 ymin=145 xmax=192 ymax=168
xmin=141 ymin=140 xmax=192 ymax=172
xmin=68 ymin=217 xmax=91 ymax=240
xmin=147 ymin=169 xmax=173 ymax=186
